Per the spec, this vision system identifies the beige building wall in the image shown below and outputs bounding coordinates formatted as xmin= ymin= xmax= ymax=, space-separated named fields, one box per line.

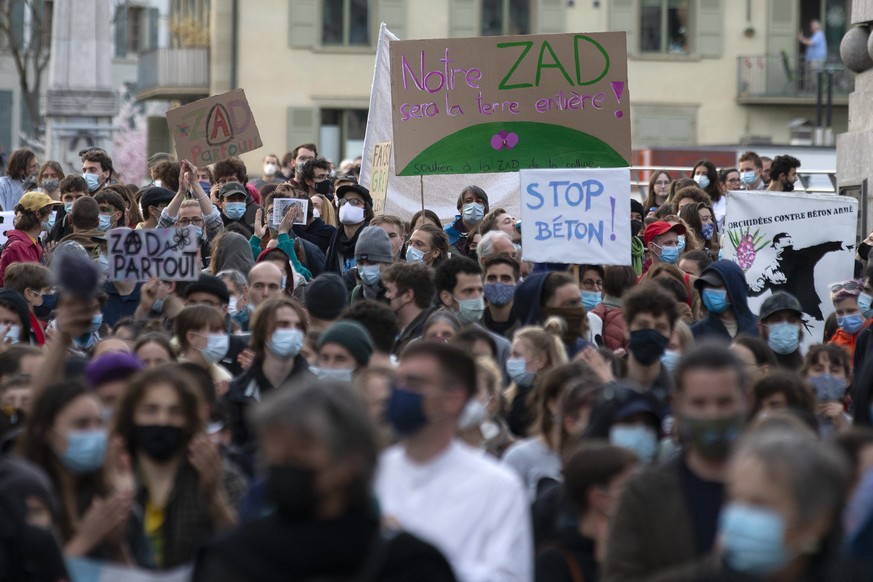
xmin=220 ymin=0 xmax=848 ymax=173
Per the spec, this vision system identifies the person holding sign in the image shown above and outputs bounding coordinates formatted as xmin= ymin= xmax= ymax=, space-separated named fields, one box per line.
xmin=0 ymin=191 xmax=61 ymax=287
xmin=159 ymin=161 xmax=224 ymax=244
xmin=444 ymin=186 xmax=489 ymax=259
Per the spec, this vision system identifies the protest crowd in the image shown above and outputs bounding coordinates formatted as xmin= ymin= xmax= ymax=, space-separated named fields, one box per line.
xmin=2 ymin=143 xmax=873 ymax=582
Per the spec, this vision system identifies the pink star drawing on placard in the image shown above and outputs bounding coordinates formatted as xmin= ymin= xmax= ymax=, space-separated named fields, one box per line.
xmin=491 ymin=130 xmax=519 ymax=151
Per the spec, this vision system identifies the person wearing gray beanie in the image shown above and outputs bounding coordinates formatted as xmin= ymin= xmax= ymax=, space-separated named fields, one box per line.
xmin=351 ymin=226 xmax=394 ymax=304
xmin=313 ymin=320 xmax=375 ymax=382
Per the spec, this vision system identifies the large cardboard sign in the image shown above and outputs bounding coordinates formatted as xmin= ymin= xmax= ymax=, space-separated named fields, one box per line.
xmin=519 ymin=168 xmax=631 ymax=265
xmin=723 ymin=191 xmax=857 ymax=345
xmin=369 ymin=141 xmax=392 ymax=214
xmin=389 ymin=32 xmax=630 ymax=176
xmin=166 ymin=89 xmax=263 ymax=165
xmin=108 ymin=227 xmax=200 ymax=282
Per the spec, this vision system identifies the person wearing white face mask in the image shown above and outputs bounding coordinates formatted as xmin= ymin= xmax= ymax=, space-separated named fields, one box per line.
xmin=312 ymin=320 xmax=374 ymax=383
xmin=350 ymin=226 xmax=393 ymax=304
xmin=324 ymin=184 xmax=373 ymax=275
xmin=251 ymin=154 xmax=284 ymax=191
xmin=226 ymin=298 xmax=313 ymax=455
xmin=445 ymin=185 xmax=489 ymax=259
xmin=175 ymin=305 xmax=233 ymax=398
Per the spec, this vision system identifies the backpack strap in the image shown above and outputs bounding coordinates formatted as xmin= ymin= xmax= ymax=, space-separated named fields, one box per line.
xmin=557 ymin=548 xmax=585 ymax=582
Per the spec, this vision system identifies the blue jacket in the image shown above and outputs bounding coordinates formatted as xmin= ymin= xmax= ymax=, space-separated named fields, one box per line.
xmin=692 ymin=260 xmax=758 ymax=341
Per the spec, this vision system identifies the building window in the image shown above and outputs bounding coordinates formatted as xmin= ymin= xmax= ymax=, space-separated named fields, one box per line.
xmin=322 ymin=0 xmax=370 ymax=46
xmin=128 ymin=6 xmax=145 ymax=53
xmin=320 ymin=108 xmax=367 ymax=163
xmin=481 ymin=0 xmax=530 ymax=36
xmin=640 ymin=0 xmax=689 ymax=55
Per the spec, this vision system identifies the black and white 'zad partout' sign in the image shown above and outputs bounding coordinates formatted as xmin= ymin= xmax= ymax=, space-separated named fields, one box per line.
xmin=108 ymin=227 xmax=200 ymax=282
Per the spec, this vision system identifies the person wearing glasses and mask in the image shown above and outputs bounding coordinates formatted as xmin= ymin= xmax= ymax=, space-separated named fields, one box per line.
xmin=828 ymin=280 xmax=868 ymax=361
xmin=324 ymin=184 xmax=374 ymax=276
xmin=298 ymin=157 xmax=335 ymax=201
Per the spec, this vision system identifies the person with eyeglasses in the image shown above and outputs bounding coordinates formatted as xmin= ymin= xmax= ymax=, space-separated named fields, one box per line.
xmin=757 ymin=292 xmax=805 ymax=371
xmin=158 ymin=161 xmax=224 ymax=267
xmin=324 ymin=184 xmax=374 ymax=275
xmin=827 ymin=280 xmax=868 ymax=361
xmin=298 ymin=157 xmax=334 ymax=200
xmin=642 ymin=170 xmax=672 ymax=213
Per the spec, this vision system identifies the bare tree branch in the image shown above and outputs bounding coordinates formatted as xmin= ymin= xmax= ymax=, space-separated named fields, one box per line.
xmin=0 ymin=0 xmax=50 ymax=139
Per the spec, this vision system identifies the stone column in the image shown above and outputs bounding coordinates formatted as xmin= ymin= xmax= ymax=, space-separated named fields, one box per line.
xmin=43 ymin=0 xmax=118 ymax=171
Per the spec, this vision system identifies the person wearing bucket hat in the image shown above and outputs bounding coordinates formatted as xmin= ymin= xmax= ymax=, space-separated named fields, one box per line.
xmin=324 ymin=184 xmax=373 ymax=275
xmin=350 ymin=226 xmax=393 ymax=304
xmin=0 ymin=192 xmax=61 ymax=287
xmin=313 ymin=320 xmax=374 ymax=383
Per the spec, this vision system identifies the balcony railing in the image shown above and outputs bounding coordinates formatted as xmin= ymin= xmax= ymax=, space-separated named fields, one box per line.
xmin=136 ymin=47 xmax=210 ymax=102
xmin=736 ymin=55 xmax=853 ymax=104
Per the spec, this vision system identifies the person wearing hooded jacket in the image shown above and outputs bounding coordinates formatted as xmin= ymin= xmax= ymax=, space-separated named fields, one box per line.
xmin=444 ymin=186 xmax=489 ymax=258
xmin=217 ymin=181 xmax=261 ymax=233
xmin=691 ymin=260 xmax=758 ymax=342
xmin=512 ymin=271 xmax=602 ymax=357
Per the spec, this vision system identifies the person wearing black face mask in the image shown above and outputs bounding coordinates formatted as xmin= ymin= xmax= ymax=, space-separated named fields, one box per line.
xmin=193 ymin=381 xmax=456 ymax=582
xmin=767 ymin=154 xmax=801 ymax=193
xmin=113 ymin=365 xmax=247 ymax=569
xmin=299 ymin=157 xmax=335 ymax=201
xmin=620 ymin=284 xmax=680 ymax=406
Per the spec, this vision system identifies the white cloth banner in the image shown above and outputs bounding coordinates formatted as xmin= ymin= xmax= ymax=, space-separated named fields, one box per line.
xmin=519 ymin=168 xmax=631 ymax=265
xmin=723 ymin=190 xmax=857 ymax=344
xmin=359 ymin=24 xmax=521 ymax=222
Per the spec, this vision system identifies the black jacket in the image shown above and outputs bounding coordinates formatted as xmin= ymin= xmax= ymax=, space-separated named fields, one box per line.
xmin=193 ymin=508 xmax=456 ymax=582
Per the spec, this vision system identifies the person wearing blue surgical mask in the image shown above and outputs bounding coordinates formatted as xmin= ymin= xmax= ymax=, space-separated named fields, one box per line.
xmin=828 ymin=280 xmax=867 ymax=361
xmin=312 ymin=320 xmax=374 ymax=383
xmin=217 ymin=181 xmax=257 ymax=230
xmin=226 ymin=298 xmax=311 ymax=450
xmin=757 ymin=292 xmax=805 ymax=371
xmin=176 ymin=304 xmax=233 ymax=395
xmin=643 ymin=221 xmax=685 ymax=269
xmin=17 ymin=381 xmax=149 ymax=563
xmin=351 ymin=226 xmax=393 ymax=304
xmin=801 ymin=344 xmax=852 ymax=435
xmin=445 ymin=185 xmax=489 ymax=259
xmin=578 ymin=265 xmax=604 ymax=312
xmin=482 ymin=254 xmax=520 ymax=339
xmin=692 ymin=260 xmax=759 ymax=342
xmin=711 ymin=424 xmax=849 ymax=581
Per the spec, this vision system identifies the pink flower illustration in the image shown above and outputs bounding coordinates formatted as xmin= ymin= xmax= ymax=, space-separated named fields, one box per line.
xmin=490 ymin=130 xmax=519 ymax=151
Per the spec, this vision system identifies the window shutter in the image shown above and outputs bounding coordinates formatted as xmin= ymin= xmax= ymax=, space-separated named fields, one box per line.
xmin=450 ymin=0 xmax=476 ymax=38
xmin=287 ymin=107 xmax=317 ymax=150
xmin=633 ymin=105 xmax=697 ymax=147
xmin=11 ymin=0 xmax=25 ymax=50
xmin=696 ymin=0 xmax=722 ymax=58
xmin=0 ymin=91 xmax=11 ymax=149
xmin=289 ymin=0 xmax=318 ymax=48
xmin=608 ymin=0 xmax=637 ymax=56
xmin=115 ymin=4 xmax=129 ymax=58
xmin=378 ymin=0 xmax=406 ymax=39
xmin=148 ymin=7 xmax=159 ymax=51
xmin=537 ymin=0 xmax=563 ymax=34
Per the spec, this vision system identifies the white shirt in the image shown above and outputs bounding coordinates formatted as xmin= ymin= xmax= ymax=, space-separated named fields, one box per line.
xmin=376 ymin=440 xmax=533 ymax=582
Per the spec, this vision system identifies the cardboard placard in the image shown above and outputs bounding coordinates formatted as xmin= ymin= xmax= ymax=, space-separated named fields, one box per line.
xmin=108 ymin=227 xmax=200 ymax=282
xmin=723 ymin=190 xmax=857 ymax=346
xmin=0 ymin=211 xmax=16 ymax=246
xmin=519 ymin=168 xmax=631 ymax=265
xmin=271 ymin=198 xmax=308 ymax=226
xmin=369 ymin=141 xmax=392 ymax=214
xmin=166 ymin=88 xmax=263 ymax=165
xmin=389 ymin=32 xmax=630 ymax=176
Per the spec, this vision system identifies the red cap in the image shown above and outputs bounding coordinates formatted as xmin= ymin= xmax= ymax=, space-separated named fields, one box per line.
xmin=643 ymin=221 xmax=686 ymax=247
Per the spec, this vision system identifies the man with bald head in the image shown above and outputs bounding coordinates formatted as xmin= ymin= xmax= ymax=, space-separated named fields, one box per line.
xmin=248 ymin=262 xmax=285 ymax=311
